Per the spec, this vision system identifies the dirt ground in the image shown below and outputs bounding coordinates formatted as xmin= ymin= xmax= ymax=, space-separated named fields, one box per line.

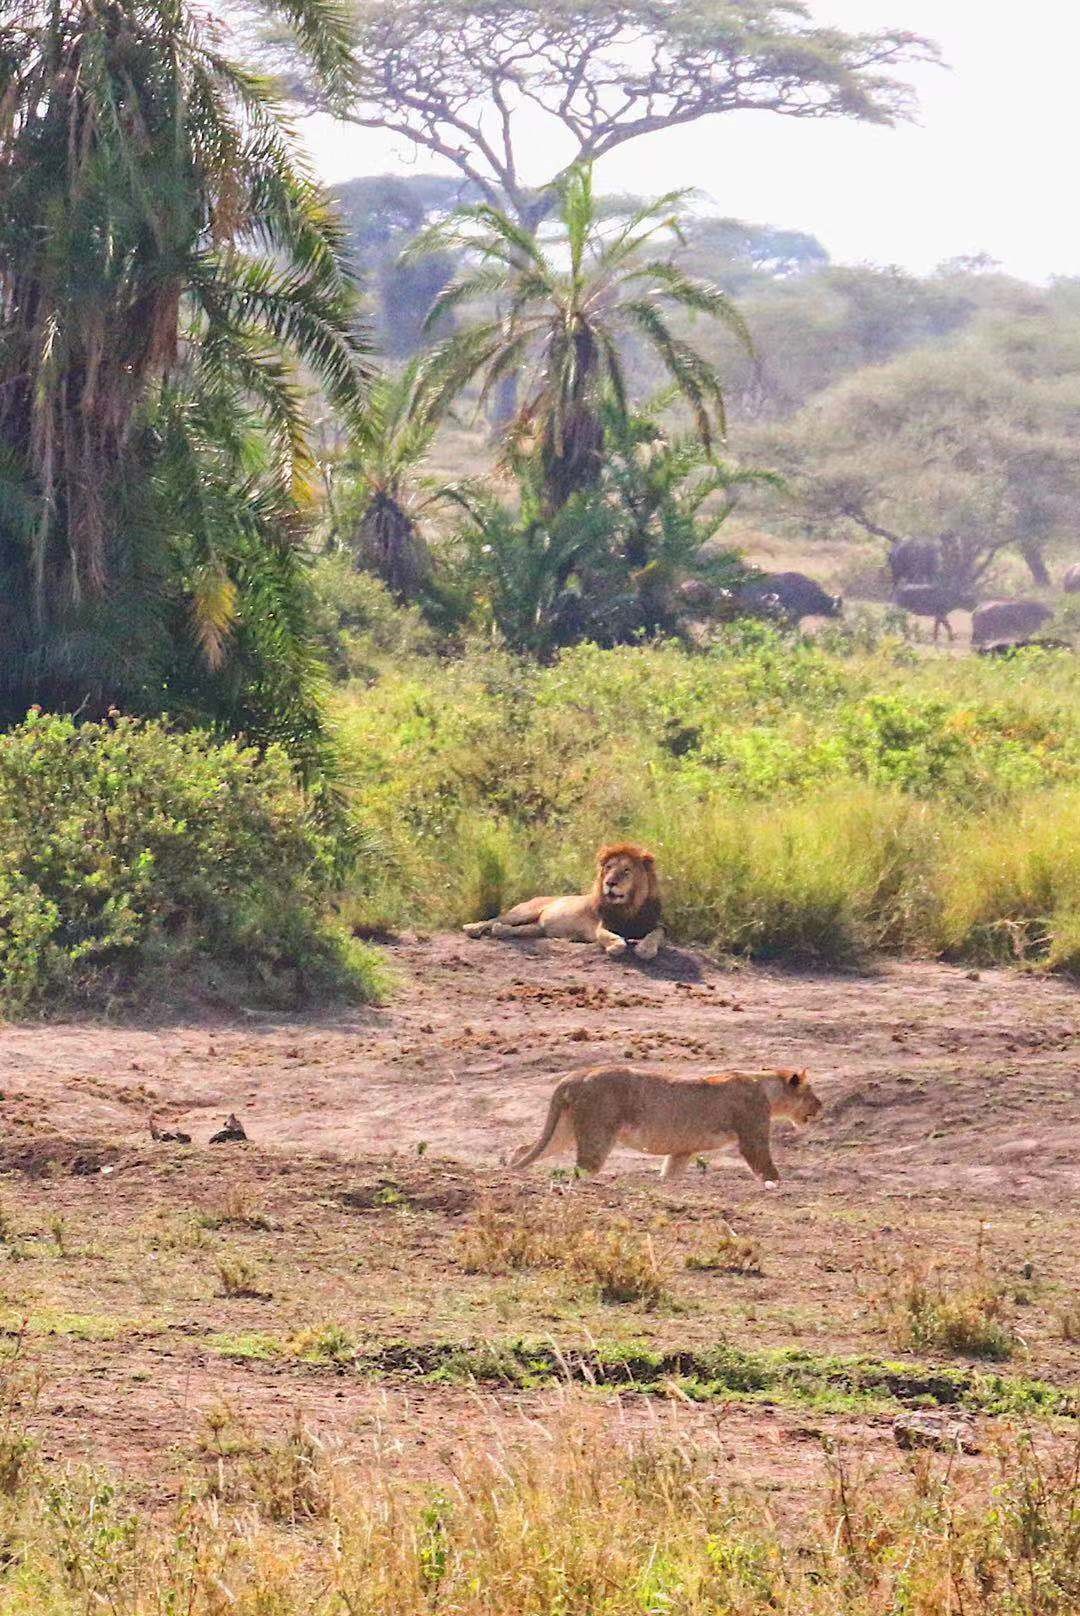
xmin=1 ymin=934 xmax=1077 ymax=1506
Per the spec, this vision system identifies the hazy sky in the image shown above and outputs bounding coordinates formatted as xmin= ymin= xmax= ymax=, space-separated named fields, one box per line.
xmin=302 ymin=2 xmax=1077 ymax=281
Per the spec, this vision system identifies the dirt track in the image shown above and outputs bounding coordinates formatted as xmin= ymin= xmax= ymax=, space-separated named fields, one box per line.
xmin=3 ymin=935 xmax=1078 ymax=1196
xmin=1 ymin=936 xmax=1078 ymax=1504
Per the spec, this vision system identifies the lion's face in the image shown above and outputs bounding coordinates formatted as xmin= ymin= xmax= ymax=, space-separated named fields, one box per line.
xmin=593 ymin=844 xmax=658 ymax=912
xmin=777 ymin=1069 xmax=823 ymax=1125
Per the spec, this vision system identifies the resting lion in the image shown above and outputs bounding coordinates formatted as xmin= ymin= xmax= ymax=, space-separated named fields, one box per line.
xmin=463 ymin=843 xmax=665 ymax=960
xmin=511 ymin=1065 xmax=822 ymax=1185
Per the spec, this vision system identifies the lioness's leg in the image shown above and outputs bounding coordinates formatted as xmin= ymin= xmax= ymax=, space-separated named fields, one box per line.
xmin=635 ymin=927 xmax=665 ymax=962
xmin=490 ymin=921 xmax=545 ymax=939
xmin=462 ymin=920 xmax=493 ymax=938
xmin=735 ymin=1132 xmax=780 ymax=1187
xmin=596 ymin=925 xmax=628 ymax=957
xmin=660 ymin=1152 xmax=692 ymax=1181
xmin=575 ymin=1125 xmax=618 ymax=1176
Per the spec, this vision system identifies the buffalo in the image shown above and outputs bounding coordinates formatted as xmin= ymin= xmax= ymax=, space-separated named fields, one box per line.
xmin=1062 ymin=563 xmax=1080 ymax=594
xmin=971 ymin=599 xmax=1054 ymax=649
xmin=737 ymin=571 xmax=842 ymax=623
xmin=889 ymin=538 xmax=943 ymax=588
xmin=893 ymin=582 xmax=975 ymax=643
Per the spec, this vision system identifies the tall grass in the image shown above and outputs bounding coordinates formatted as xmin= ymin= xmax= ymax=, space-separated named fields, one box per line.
xmin=333 ymin=635 xmax=1080 ymax=970
xmin=0 ymin=1422 xmax=1076 ymax=1613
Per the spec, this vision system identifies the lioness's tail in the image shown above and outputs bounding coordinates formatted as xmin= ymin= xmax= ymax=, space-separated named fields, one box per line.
xmin=511 ymin=1081 xmax=571 ymax=1169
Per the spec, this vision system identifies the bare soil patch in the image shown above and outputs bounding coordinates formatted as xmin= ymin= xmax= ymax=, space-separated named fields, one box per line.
xmin=1 ymin=937 xmax=1077 ymax=1505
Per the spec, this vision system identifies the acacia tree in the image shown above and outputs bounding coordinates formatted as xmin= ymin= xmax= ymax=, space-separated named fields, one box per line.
xmin=756 ymin=315 xmax=1080 ymax=589
xmin=332 ymin=0 xmax=937 ymax=229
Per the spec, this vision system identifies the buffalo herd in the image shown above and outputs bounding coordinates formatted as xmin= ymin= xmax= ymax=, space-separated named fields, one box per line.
xmin=885 ymin=537 xmax=1073 ymax=652
xmin=691 ymin=545 xmax=1076 ymax=653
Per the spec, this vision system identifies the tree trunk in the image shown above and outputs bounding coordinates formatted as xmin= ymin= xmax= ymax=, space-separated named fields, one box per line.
xmin=486 ymin=192 xmax=555 ymax=430
xmin=488 ymin=370 xmax=518 ymax=429
xmin=1020 ymin=541 xmax=1051 ymax=587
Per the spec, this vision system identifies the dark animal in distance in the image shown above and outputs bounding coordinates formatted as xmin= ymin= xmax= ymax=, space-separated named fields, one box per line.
xmin=737 ymin=571 xmax=842 ymax=623
xmin=209 ymin=1113 xmax=248 ymax=1144
xmin=893 ymin=582 xmax=975 ymax=642
xmin=889 ymin=537 xmax=943 ymax=588
xmin=1062 ymin=563 xmax=1080 ymax=594
xmin=971 ymin=599 xmax=1055 ymax=649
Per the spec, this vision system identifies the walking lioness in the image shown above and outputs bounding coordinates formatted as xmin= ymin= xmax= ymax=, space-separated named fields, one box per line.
xmin=512 ymin=1065 xmax=822 ymax=1185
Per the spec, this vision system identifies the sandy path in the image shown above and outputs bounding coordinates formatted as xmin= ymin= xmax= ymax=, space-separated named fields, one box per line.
xmin=2 ymin=937 xmax=1078 ymax=1197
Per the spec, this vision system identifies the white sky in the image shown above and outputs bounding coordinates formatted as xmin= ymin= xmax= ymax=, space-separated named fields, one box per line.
xmin=301 ymin=1 xmax=1079 ymax=281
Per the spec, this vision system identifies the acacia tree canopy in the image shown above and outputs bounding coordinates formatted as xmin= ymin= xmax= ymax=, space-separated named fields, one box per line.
xmin=338 ymin=0 xmax=939 ymax=224
xmin=756 ymin=308 xmax=1080 ymax=588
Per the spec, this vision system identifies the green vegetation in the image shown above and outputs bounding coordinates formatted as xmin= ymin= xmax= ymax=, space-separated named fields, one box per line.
xmin=0 ymin=711 xmax=385 ymax=1013
xmin=0 ymin=0 xmax=371 ymax=767
xmin=875 ymin=1266 xmax=1018 ymax=1361
xmin=406 ymin=165 xmax=749 ymax=510
xmin=207 ymin=1328 xmax=1074 ymax=1417
xmin=759 ymin=298 xmax=1080 ymax=588
xmin=333 ymin=630 xmax=1080 ymax=970
xmin=0 ymin=1422 xmax=1078 ymax=1615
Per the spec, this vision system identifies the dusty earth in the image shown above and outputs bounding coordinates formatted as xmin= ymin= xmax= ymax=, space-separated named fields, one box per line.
xmin=0 ymin=934 xmax=1077 ymax=1508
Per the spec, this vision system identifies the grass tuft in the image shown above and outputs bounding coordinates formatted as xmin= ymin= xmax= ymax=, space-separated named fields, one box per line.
xmin=457 ymin=1202 xmax=669 ymax=1307
xmin=873 ymin=1264 xmax=1016 ymax=1360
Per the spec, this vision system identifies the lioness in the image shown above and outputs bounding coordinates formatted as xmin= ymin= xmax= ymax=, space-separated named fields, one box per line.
xmin=463 ymin=843 xmax=665 ymax=960
xmin=512 ymin=1065 xmax=822 ymax=1185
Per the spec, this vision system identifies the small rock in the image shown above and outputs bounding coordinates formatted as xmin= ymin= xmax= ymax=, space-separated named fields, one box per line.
xmin=893 ymin=1412 xmax=978 ymax=1454
xmin=209 ymin=1114 xmax=248 ymax=1145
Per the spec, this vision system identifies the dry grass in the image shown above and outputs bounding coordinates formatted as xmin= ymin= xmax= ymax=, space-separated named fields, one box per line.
xmin=203 ymin=1411 xmax=338 ymax=1522
xmin=1059 ymin=1301 xmax=1080 ymax=1343
xmin=457 ymin=1201 xmax=669 ymax=1308
xmin=215 ymin=1252 xmax=271 ymax=1300
xmin=0 ymin=1416 xmax=1076 ymax=1614
xmin=199 ymin=1187 xmax=274 ymax=1231
xmin=873 ymin=1262 xmax=1016 ymax=1360
xmin=685 ymin=1222 xmax=764 ymax=1276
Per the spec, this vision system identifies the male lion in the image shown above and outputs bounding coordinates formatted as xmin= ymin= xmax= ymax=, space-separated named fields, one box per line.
xmin=463 ymin=843 xmax=665 ymax=960
xmin=511 ymin=1065 xmax=822 ymax=1185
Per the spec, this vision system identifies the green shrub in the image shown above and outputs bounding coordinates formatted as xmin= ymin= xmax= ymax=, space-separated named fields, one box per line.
xmin=330 ymin=633 xmax=1080 ymax=970
xmin=310 ymin=555 xmax=440 ymax=680
xmin=0 ymin=711 xmax=387 ymax=1014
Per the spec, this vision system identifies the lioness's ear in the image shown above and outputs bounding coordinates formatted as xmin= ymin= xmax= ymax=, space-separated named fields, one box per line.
xmin=788 ymin=1071 xmax=803 ymax=1087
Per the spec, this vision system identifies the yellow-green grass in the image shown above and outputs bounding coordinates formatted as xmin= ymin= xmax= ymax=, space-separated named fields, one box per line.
xmin=332 ymin=634 xmax=1080 ymax=969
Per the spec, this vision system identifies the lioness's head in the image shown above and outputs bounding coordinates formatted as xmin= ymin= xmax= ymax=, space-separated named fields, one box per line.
xmin=593 ymin=843 xmax=659 ymax=912
xmin=771 ymin=1069 xmax=823 ymax=1125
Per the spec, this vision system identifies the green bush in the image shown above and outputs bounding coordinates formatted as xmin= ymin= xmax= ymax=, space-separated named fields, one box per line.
xmin=310 ymin=556 xmax=440 ymax=680
xmin=0 ymin=712 xmax=387 ymax=1014
xmin=331 ymin=634 xmax=1080 ymax=971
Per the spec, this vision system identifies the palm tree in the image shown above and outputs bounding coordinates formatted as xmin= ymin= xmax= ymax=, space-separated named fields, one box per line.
xmin=329 ymin=362 xmax=439 ymax=602
xmin=0 ymin=0 xmax=372 ymax=754
xmin=403 ymin=164 xmax=751 ymax=513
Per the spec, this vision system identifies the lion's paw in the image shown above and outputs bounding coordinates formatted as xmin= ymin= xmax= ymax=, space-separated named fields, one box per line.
xmin=604 ymin=938 xmax=629 ymax=957
xmin=635 ymin=939 xmax=659 ymax=961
